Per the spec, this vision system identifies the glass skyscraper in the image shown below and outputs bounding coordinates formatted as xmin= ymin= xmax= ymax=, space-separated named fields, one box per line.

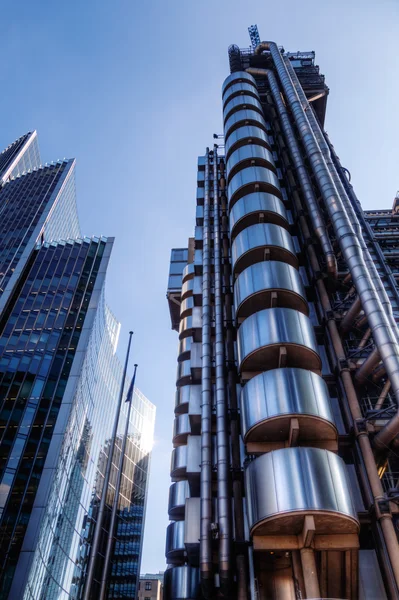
xmin=0 ymin=132 xmax=155 ymax=599
xmin=164 ymin=26 xmax=399 ymax=600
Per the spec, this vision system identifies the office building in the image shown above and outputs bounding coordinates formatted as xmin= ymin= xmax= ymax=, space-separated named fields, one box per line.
xmin=0 ymin=131 xmax=155 ymax=599
xmin=165 ymin=26 xmax=399 ymax=600
xmin=138 ymin=573 xmax=164 ymax=600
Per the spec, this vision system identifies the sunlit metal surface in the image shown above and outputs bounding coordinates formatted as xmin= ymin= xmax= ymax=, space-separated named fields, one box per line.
xmin=180 ymin=296 xmax=194 ymax=319
xmin=178 ymin=337 xmax=193 ymax=362
xmin=222 ymin=71 xmax=256 ymax=95
xmin=182 ymin=263 xmax=195 ymax=283
xmin=229 ymin=192 xmax=289 ymax=239
xmin=228 ymin=165 xmax=282 ymax=208
xmin=225 ymin=125 xmax=271 ymax=161
xmin=237 ymin=307 xmax=321 ymax=373
xmin=246 ymin=447 xmax=359 ymax=536
xmin=234 ymin=261 xmax=308 ymax=320
xmin=223 ymin=95 xmax=263 ymax=123
xmin=241 ymin=368 xmax=337 ymax=443
xmin=232 ymin=223 xmax=297 ymax=275
xmin=179 ymin=307 xmax=202 ymax=339
xmin=166 ymin=520 xmax=186 ymax=563
xmin=225 ymin=109 xmax=268 ymax=140
xmin=222 ymin=81 xmax=260 ymax=108
xmin=173 ymin=414 xmax=191 ymax=446
xmin=226 ymin=144 xmax=276 ymax=183
xmin=164 ymin=565 xmax=200 ymax=600
xmin=176 ymin=360 xmax=192 ymax=386
xmin=171 ymin=445 xmax=188 ymax=479
xmin=175 ymin=385 xmax=201 ymax=415
xmin=168 ymin=481 xmax=190 ymax=520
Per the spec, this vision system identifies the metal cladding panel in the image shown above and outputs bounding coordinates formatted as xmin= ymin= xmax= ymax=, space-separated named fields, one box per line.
xmin=175 ymin=385 xmax=201 ymax=414
xmin=226 ymin=145 xmax=276 ymax=181
xmin=237 ymin=307 xmax=321 ymax=372
xmin=171 ymin=445 xmax=188 ymax=477
xmin=228 ymin=166 xmax=282 ymax=206
xmin=182 ymin=264 xmax=195 ymax=283
xmin=179 ymin=307 xmax=202 ymax=339
xmin=222 ymin=71 xmax=256 ymax=95
xmin=164 ymin=565 xmax=200 ymax=600
xmin=232 ymin=223 xmax=297 ymax=274
xmin=223 ymin=95 xmax=263 ymax=122
xmin=225 ymin=125 xmax=270 ymax=160
xmin=169 ymin=481 xmax=190 ymax=518
xmin=234 ymin=261 xmax=308 ymax=319
xmin=245 ymin=448 xmax=358 ymax=534
xmin=173 ymin=414 xmax=191 ymax=443
xmin=224 ymin=109 xmax=267 ymax=139
xmin=184 ymin=497 xmax=200 ymax=546
xmin=166 ymin=520 xmax=185 ymax=559
xmin=180 ymin=296 xmax=194 ymax=319
xmin=189 ymin=343 xmax=202 ymax=369
xmin=176 ymin=360 xmax=191 ymax=385
xmin=222 ymin=81 xmax=260 ymax=107
xmin=178 ymin=336 xmax=193 ymax=359
xmin=186 ymin=436 xmax=201 ymax=474
xmin=229 ymin=192 xmax=288 ymax=238
xmin=240 ymin=368 xmax=336 ymax=442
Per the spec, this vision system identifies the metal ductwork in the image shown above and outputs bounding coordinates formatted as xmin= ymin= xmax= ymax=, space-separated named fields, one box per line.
xmin=253 ymin=41 xmax=399 ymax=450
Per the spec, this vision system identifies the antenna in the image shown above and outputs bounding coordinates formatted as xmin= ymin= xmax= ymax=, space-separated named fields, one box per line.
xmin=248 ymin=24 xmax=261 ymax=49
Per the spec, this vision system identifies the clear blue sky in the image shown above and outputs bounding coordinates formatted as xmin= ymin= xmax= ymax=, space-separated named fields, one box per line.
xmin=1 ymin=0 xmax=398 ymax=575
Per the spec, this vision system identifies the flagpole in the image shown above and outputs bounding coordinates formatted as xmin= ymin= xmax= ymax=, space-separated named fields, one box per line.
xmin=83 ymin=331 xmax=134 ymax=600
xmin=99 ymin=363 xmax=138 ymax=600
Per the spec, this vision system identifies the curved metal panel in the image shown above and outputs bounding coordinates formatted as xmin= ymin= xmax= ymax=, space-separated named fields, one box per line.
xmin=175 ymin=384 xmax=201 ymax=414
xmin=173 ymin=414 xmax=191 ymax=445
xmin=180 ymin=296 xmax=194 ymax=319
xmin=222 ymin=71 xmax=256 ymax=95
xmin=228 ymin=166 xmax=282 ymax=208
xmin=168 ymin=480 xmax=190 ymax=520
xmin=178 ymin=337 xmax=193 ymax=362
xmin=171 ymin=445 xmax=188 ymax=478
xmin=179 ymin=308 xmax=202 ymax=340
xmin=222 ymin=81 xmax=260 ymax=108
xmin=237 ymin=307 xmax=321 ymax=373
xmin=232 ymin=223 xmax=297 ymax=275
xmin=225 ymin=125 xmax=270 ymax=161
xmin=223 ymin=95 xmax=263 ymax=123
xmin=245 ymin=448 xmax=359 ymax=536
xmin=234 ymin=261 xmax=308 ymax=319
xmin=176 ymin=360 xmax=192 ymax=386
xmin=229 ymin=192 xmax=288 ymax=239
xmin=241 ymin=368 xmax=337 ymax=443
xmin=226 ymin=145 xmax=276 ymax=183
xmin=182 ymin=263 xmax=194 ymax=283
xmin=164 ymin=566 xmax=200 ymax=600
xmin=166 ymin=520 xmax=185 ymax=563
xmin=225 ymin=109 xmax=267 ymax=141
xmin=181 ymin=277 xmax=194 ymax=300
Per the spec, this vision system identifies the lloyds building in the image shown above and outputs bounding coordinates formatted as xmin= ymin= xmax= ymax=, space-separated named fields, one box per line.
xmin=0 ymin=132 xmax=155 ymax=599
xmin=165 ymin=28 xmax=399 ymax=600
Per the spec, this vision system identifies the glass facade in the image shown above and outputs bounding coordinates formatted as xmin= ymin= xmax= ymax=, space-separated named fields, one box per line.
xmin=0 ymin=132 xmax=155 ymax=598
xmin=0 ymin=131 xmax=41 ymax=184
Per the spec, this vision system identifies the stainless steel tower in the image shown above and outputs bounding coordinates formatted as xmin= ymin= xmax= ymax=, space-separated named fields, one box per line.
xmin=165 ymin=31 xmax=399 ymax=600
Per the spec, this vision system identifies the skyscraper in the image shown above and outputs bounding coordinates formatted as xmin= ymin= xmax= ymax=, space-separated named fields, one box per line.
xmin=165 ymin=28 xmax=399 ymax=600
xmin=0 ymin=132 xmax=155 ymax=599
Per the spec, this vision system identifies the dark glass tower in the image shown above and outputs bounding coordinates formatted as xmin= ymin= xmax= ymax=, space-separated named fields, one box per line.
xmin=0 ymin=132 xmax=155 ymax=599
xmin=164 ymin=29 xmax=399 ymax=600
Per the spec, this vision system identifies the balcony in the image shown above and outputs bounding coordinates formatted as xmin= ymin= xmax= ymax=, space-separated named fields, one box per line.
xmin=232 ymin=223 xmax=297 ymax=276
xmin=237 ymin=307 xmax=321 ymax=374
xmin=241 ymin=368 xmax=337 ymax=447
xmin=234 ymin=261 xmax=308 ymax=321
xmin=229 ymin=192 xmax=289 ymax=240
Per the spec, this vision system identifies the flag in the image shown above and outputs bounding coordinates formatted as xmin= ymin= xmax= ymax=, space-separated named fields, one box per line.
xmin=125 ymin=364 xmax=138 ymax=402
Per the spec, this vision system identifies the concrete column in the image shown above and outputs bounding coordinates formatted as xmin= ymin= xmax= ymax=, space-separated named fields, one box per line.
xmin=300 ymin=547 xmax=321 ymax=599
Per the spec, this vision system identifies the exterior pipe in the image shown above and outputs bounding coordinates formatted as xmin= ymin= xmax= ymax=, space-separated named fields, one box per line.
xmin=220 ymin=157 xmax=249 ymax=600
xmin=83 ymin=331 xmax=133 ymax=600
xmin=358 ymin=328 xmax=371 ymax=350
xmin=99 ymin=364 xmax=138 ymax=600
xmin=273 ymin=132 xmax=399 ymax=594
xmin=255 ymin=42 xmax=399 ymax=451
xmin=213 ymin=146 xmax=232 ymax=596
xmin=355 ymin=348 xmax=381 ymax=385
xmin=246 ymin=67 xmax=337 ymax=279
xmin=300 ymin=548 xmax=321 ymax=599
xmin=200 ymin=148 xmax=213 ymax=598
xmin=376 ymin=380 xmax=391 ymax=410
xmin=340 ymin=296 xmax=362 ymax=334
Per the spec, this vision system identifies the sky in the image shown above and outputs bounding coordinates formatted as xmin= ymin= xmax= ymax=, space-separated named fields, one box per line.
xmin=1 ymin=0 xmax=398 ymax=576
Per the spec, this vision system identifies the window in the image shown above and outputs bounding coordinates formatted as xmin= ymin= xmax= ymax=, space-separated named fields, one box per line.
xmin=145 ymin=597 xmax=151 ymax=600
xmin=145 ymin=581 xmax=152 ymax=590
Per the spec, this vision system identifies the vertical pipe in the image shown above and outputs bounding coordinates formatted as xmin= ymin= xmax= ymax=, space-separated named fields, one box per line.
xmin=200 ymin=148 xmax=213 ymax=598
xmin=213 ymin=146 xmax=232 ymax=595
xmin=300 ymin=548 xmax=321 ymax=599
xmin=99 ymin=364 xmax=138 ymax=600
xmin=83 ymin=331 xmax=133 ymax=600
